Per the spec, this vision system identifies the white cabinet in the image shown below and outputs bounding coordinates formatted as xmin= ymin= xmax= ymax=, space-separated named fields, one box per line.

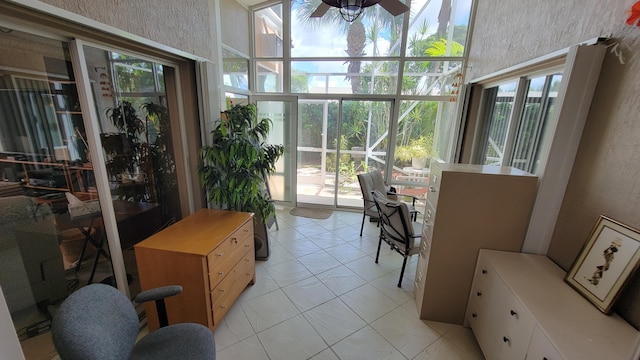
xmin=466 ymin=249 xmax=640 ymax=360
xmin=414 ymin=163 xmax=538 ymax=324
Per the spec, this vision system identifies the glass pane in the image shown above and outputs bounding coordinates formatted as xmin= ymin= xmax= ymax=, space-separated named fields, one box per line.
xmin=405 ymin=0 xmax=471 ymax=57
xmin=292 ymin=60 xmax=398 ymax=94
xmin=257 ymin=61 xmax=283 ymax=92
xmin=403 ymin=60 xmax=463 ymax=95
xmin=222 ymin=49 xmax=249 ymax=90
xmin=112 ymin=61 xmax=156 ymax=93
xmin=392 ymin=100 xmax=436 ymax=192
xmin=0 ymin=28 xmax=111 ymax=345
xmin=85 ymin=45 xmax=182 ymax=298
xmin=297 ymin=99 xmax=338 ymax=205
xmin=256 ymin=100 xmax=292 ymax=203
xmin=291 ymin=0 xmax=406 ymax=57
xmin=336 ymin=100 xmax=391 ymax=207
xmin=224 ymin=93 xmax=249 ymax=108
xmin=254 ymin=4 xmax=284 ymax=58
xmin=482 ymin=82 xmax=517 ymax=165
xmin=511 ymin=74 xmax=563 ymax=173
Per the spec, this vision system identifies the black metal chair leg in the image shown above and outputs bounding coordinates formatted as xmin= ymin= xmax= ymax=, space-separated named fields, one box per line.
xmin=375 ymin=235 xmax=383 ymax=264
xmin=360 ymin=211 xmax=366 ymax=236
xmin=398 ymin=256 xmax=408 ymax=288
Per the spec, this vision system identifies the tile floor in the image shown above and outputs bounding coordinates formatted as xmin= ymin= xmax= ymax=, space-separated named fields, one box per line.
xmin=214 ymin=206 xmax=485 ymax=360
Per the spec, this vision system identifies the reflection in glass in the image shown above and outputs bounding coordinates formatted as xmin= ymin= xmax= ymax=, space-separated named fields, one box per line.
xmin=84 ymin=45 xmax=182 ymax=299
xmin=511 ymin=74 xmax=562 ymax=173
xmin=0 ymin=28 xmax=109 ymax=346
xmin=257 ymin=61 xmax=283 ymax=92
xmin=222 ymin=49 xmax=249 ymax=90
xmin=482 ymin=82 xmax=518 ymax=165
xmin=254 ymin=4 xmax=284 ymax=58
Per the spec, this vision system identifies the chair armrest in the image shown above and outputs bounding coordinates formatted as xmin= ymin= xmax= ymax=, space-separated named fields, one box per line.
xmin=391 ymin=191 xmax=418 ymax=206
xmin=134 ymin=285 xmax=182 ymax=303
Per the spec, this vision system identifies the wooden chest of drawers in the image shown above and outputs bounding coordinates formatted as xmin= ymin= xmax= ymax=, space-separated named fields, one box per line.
xmin=134 ymin=209 xmax=255 ymax=331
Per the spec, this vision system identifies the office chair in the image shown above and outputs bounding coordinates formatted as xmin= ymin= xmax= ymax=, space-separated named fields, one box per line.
xmin=372 ymin=190 xmax=422 ymax=288
xmin=51 ymin=283 xmax=215 ymax=360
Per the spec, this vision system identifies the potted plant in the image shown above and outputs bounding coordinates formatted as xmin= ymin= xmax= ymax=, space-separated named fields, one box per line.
xmin=199 ymin=104 xmax=285 ymax=260
xmin=394 ymin=134 xmax=433 ymax=169
xmin=104 ymin=100 xmax=178 ymax=224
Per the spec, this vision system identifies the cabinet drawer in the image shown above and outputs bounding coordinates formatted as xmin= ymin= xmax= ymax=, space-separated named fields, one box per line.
xmin=206 ymin=221 xmax=252 ymax=270
xmin=208 ymin=234 xmax=253 ymax=289
xmin=422 ymin=203 xmax=435 ymax=242
xmin=527 ymin=326 xmax=563 ymax=360
xmin=212 ymin=253 xmax=255 ymax=323
xmin=492 ymin=280 xmax=535 ymax=360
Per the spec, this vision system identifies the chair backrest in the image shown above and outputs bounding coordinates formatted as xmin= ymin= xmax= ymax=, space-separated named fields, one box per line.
xmin=372 ymin=190 xmax=417 ymax=250
xmin=52 ymin=284 xmax=139 ymax=360
xmin=357 ymin=170 xmax=388 ymax=215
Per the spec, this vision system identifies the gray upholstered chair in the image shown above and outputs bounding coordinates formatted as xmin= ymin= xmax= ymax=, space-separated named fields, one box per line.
xmin=357 ymin=170 xmax=418 ymax=236
xmin=372 ymin=190 xmax=421 ymax=288
xmin=51 ymin=284 xmax=216 ymax=360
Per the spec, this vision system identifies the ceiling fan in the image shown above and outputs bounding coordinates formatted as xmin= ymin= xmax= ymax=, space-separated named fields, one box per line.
xmin=310 ymin=0 xmax=410 ymax=22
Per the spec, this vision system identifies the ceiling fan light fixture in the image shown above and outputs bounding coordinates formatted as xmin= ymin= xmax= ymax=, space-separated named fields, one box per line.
xmin=339 ymin=0 xmax=365 ymax=22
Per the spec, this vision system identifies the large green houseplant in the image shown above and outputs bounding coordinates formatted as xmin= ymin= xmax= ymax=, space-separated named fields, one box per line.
xmin=199 ymin=104 xmax=284 ymax=256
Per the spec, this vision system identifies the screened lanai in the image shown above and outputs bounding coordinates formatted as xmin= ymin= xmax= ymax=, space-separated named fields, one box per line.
xmin=223 ymin=0 xmax=472 ymax=209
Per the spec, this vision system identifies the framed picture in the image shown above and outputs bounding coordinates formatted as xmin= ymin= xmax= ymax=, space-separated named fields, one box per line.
xmin=565 ymin=216 xmax=640 ymax=314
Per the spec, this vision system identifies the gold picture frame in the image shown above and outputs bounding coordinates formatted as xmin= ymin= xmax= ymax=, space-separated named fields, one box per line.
xmin=565 ymin=216 xmax=640 ymax=314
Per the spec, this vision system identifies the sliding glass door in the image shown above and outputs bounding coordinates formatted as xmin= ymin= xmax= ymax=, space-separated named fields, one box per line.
xmin=296 ymin=98 xmax=392 ymax=208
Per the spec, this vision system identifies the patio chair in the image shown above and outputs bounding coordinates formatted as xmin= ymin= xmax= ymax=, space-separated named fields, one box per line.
xmin=372 ymin=190 xmax=421 ymax=288
xmin=357 ymin=170 xmax=419 ymax=236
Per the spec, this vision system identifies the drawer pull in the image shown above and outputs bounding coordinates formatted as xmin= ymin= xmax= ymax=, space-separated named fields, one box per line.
xmin=245 ymin=244 xmax=250 ymax=248
xmin=246 ymin=272 xmax=252 ymax=276
xmin=218 ymin=271 xmax=224 ymax=275
xmin=244 ymin=229 xmax=249 ymax=233
xmin=216 ymin=253 xmax=223 ymax=257
xmin=502 ymin=336 xmax=510 ymax=344
xmin=481 ymin=269 xmax=487 ymax=274
xmin=476 ymin=291 xmax=482 ymax=297
xmin=510 ymin=310 xmax=517 ymax=317
xmin=219 ymin=288 xmax=225 ymax=292
xmin=428 ymin=186 xmax=437 ymax=192
xmin=232 ymin=237 xmax=238 ymax=244
xmin=471 ymin=312 xmax=477 ymax=318
xmin=220 ymin=305 xmax=226 ymax=309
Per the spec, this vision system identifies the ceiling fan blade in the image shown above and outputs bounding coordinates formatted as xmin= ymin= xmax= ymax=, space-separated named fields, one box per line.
xmin=378 ymin=0 xmax=410 ymax=16
xmin=310 ymin=3 xmax=332 ymax=17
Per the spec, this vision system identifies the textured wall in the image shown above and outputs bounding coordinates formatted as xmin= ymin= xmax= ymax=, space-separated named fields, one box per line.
xmin=468 ymin=0 xmax=640 ymax=326
xmin=220 ymin=0 xmax=250 ymax=54
xmin=40 ymin=0 xmax=214 ymax=59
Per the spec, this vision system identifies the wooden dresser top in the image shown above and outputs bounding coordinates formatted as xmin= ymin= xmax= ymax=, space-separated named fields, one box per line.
xmin=134 ymin=209 xmax=254 ymax=255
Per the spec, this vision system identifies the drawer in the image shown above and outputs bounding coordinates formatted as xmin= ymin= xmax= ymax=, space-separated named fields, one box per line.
xmin=208 ymin=234 xmax=253 ymax=289
xmin=422 ymin=203 xmax=435 ymax=241
xmin=206 ymin=220 xmax=253 ymax=273
xmin=526 ymin=326 xmax=563 ymax=360
xmin=212 ymin=253 xmax=255 ymax=324
xmin=493 ymin=285 xmax=535 ymax=360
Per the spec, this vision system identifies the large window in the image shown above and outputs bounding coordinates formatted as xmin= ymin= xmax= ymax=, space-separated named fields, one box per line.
xmin=252 ymin=0 xmax=473 ymax=207
xmin=478 ymin=73 xmax=562 ymax=173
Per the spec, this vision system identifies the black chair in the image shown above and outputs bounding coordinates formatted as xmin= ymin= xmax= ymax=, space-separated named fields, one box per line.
xmin=372 ymin=190 xmax=421 ymax=288
xmin=357 ymin=170 xmax=419 ymax=236
xmin=51 ymin=283 xmax=216 ymax=360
